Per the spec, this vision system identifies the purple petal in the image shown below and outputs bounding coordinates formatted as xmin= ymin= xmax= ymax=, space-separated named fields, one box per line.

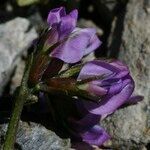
xmin=47 ymin=7 xmax=66 ymax=26
xmin=51 ymin=28 xmax=100 ymax=63
xmin=67 ymin=99 xmax=100 ymax=132
xmin=110 ymin=61 xmax=129 ymax=78
xmin=110 ymin=60 xmax=129 ymax=71
xmin=78 ymin=60 xmax=119 ymax=80
xmin=84 ymin=34 xmax=101 ymax=55
xmin=81 ymin=125 xmax=110 ymax=146
xmin=58 ymin=10 xmax=78 ymax=40
xmin=82 ymin=78 xmax=134 ymax=118
xmin=78 ymin=60 xmax=129 ymax=80
xmin=68 ymin=113 xmax=100 ymax=132
xmin=106 ymin=79 xmax=123 ymax=95
xmin=69 ymin=9 xmax=78 ymax=20
xmin=122 ymin=95 xmax=143 ymax=107
xmin=115 ymin=70 xmax=129 ymax=78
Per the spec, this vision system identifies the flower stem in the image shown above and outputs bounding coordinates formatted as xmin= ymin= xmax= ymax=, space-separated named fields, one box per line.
xmin=3 ymin=54 xmax=33 ymax=150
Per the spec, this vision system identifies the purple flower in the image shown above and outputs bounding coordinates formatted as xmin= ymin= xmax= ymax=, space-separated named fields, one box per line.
xmin=29 ymin=7 xmax=101 ymax=85
xmin=81 ymin=125 xmax=110 ymax=146
xmin=41 ymin=93 xmax=110 ymax=148
xmin=68 ymin=106 xmax=110 ymax=147
xmin=28 ymin=7 xmax=143 ymax=148
xmin=65 ymin=60 xmax=142 ymax=147
xmin=38 ymin=59 xmax=143 ymax=148
xmin=46 ymin=7 xmax=101 ymax=63
xmin=77 ymin=60 xmax=143 ymax=119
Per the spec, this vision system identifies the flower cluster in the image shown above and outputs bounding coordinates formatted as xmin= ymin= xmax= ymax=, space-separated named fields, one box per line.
xmin=29 ymin=7 xmax=143 ymax=149
xmin=29 ymin=7 xmax=100 ymax=85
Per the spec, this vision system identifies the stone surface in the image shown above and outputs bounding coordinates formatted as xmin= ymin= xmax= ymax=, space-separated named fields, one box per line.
xmin=103 ymin=0 xmax=150 ymax=149
xmin=0 ymin=17 xmax=37 ymax=95
xmin=10 ymin=59 xmax=26 ymax=94
xmin=28 ymin=12 xmax=44 ymax=31
xmin=0 ymin=122 xmax=71 ymax=150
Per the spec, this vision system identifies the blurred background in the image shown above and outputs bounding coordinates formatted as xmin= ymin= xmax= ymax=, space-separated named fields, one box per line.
xmin=0 ymin=0 xmax=149 ymax=149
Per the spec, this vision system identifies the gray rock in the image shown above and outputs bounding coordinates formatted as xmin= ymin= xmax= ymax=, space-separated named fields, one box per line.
xmin=103 ymin=0 xmax=150 ymax=149
xmin=0 ymin=17 xmax=37 ymax=95
xmin=0 ymin=122 xmax=71 ymax=150
xmin=10 ymin=59 xmax=25 ymax=94
xmin=28 ymin=12 xmax=44 ymax=31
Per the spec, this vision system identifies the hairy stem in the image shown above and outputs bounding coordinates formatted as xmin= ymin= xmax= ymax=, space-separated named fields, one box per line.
xmin=3 ymin=54 xmax=33 ymax=150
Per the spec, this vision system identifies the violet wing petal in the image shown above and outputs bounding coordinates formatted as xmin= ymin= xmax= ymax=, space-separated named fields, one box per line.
xmin=78 ymin=60 xmax=120 ymax=80
xmin=110 ymin=60 xmax=129 ymax=71
xmin=81 ymin=125 xmax=110 ymax=146
xmin=68 ymin=99 xmax=100 ymax=132
xmin=82 ymin=78 xmax=134 ymax=118
xmin=110 ymin=60 xmax=129 ymax=78
xmin=47 ymin=7 xmax=66 ymax=26
xmin=51 ymin=28 xmax=99 ymax=63
xmin=107 ymin=79 xmax=122 ymax=95
xmin=102 ymin=78 xmax=123 ymax=95
xmin=115 ymin=70 xmax=129 ymax=78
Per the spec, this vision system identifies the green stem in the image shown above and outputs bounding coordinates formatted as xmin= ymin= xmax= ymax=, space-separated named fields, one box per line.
xmin=3 ymin=54 xmax=33 ymax=150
